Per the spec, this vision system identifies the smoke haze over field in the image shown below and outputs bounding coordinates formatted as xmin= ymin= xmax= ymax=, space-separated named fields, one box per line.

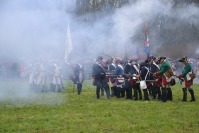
xmin=0 ymin=0 xmax=199 ymax=105
xmin=0 ymin=0 xmax=199 ymax=62
xmin=0 ymin=0 xmax=67 ymax=61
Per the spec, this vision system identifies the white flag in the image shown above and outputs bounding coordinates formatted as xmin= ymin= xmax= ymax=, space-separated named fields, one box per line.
xmin=64 ymin=21 xmax=73 ymax=63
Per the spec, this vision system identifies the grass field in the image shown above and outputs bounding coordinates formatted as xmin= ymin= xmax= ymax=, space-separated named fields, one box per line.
xmin=0 ymin=80 xmax=199 ymax=133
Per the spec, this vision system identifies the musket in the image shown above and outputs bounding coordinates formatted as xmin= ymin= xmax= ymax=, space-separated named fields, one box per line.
xmin=106 ymin=74 xmax=136 ymax=78
xmin=106 ymin=74 xmax=120 ymax=77
xmin=174 ymin=75 xmax=184 ymax=84
xmin=143 ymin=80 xmax=156 ymax=82
xmin=122 ymin=74 xmax=136 ymax=77
xmin=107 ymin=75 xmax=156 ymax=82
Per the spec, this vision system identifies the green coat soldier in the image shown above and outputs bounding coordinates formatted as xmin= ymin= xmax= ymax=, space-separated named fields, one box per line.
xmin=177 ymin=56 xmax=196 ymax=102
xmin=154 ymin=56 xmax=174 ymax=102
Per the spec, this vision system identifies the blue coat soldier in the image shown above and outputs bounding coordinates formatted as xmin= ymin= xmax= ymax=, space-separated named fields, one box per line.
xmin=106 ymin=59 xmax=116 ymax=97
xmin=139 ymin=62 xmax=150 ymax=101
xmin=130 ymin=59 xmax=142 ymax=101
xmin=114 ymin=58 xmax=125 ymax=98
xmin=92 ymin=56 xmax=110 ymax=99
xmin=146 ymin=56 xmax=161 ymax=100
xmin=73 ymin=60 xmax=85 ymax=95
xmin=124 ymin=61 xmax=133 ymax=99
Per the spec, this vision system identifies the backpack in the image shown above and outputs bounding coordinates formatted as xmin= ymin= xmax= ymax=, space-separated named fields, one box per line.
xmin=189 ymin=71 xmax=196 ymax=80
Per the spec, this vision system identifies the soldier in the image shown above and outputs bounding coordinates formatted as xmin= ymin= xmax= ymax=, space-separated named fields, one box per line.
xmin=177 ymin=56 xmax=196 ymax=102
xmin=51 ymin=63 xmax=63 ymax=92
xmin=36 ymin=63 xmax=47 ymax=92
xmin=73 ymin=59 xmax=85 ymax=95
xmin=123 ymin=60 xmax=133 ymax=100
xmin=154 ymin=56 xmax=174 ymax=102
xmin=114 ymin=58 xmax=125 ymax=98
xmin=29 ymin=64 xmax=37 ymax=91
xmin=106 ymin=59 xmax=116 ymax=97
xmin=92 ymin=56 xmax=110 ymax=99
xmin=130 ymin=59 xmax=142 ymax=101
xmin=146 ymin=56 xmax=161 ymax=100
xmin=49 ymin=63 xmax=56 ymax=92
xmin=139 ymin=62 xmax=150 ymax=101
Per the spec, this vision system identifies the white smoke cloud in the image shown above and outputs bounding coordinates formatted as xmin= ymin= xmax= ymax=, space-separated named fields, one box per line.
xmin=1 ymin=0 xmax=199 ymax=61
xmin=112 ymin=0 xmax=169 ymax=54
xmin=0 ymin=0 xmax=69 ymax=105
xmin=0 ymin=0 xmax=199 ymax=104
xmin=0 ymin=0 xmax=68 ymax=61
xmin=196 ymin=47 xmax=199 ymax=54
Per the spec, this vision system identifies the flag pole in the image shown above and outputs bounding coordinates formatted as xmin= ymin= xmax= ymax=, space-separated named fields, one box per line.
xmin=64 ymin=20 xmax=73 ymax=63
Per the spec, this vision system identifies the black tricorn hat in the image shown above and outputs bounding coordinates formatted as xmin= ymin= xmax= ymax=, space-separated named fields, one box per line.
xmin=145 ymin=56 xmax=156 ymax=63
xmin=114 ymin=58 xmax=121 ymax=64
xmin=157 ymin=56 xmax=166 ymax=61
xmin=129 ymin=58 xmax=137 ymax=63
xmin=179 ymin=56 xmax=188 ymax=62
xmin=151 ymin=56 xmax=156 ymax=61
xmin=156 ymin=60 xmax=161 ymax=64
xmin=145 ymin=58 xmax=151 ymax=63
xmin=106 ymin=59 xmax=112 ymax=64
xmin=96 ymin=56 xmax=103 ymax=61
xmin=140 ymin=62 xmax=148 ymax=67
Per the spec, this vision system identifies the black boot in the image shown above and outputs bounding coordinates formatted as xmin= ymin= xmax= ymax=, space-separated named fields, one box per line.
xmin=161 ymin=87 xmax=167 ymax=102
xmin=167 ymin=88 xmax=173 ymax=101
xmin=133 ymin=87 xmax=138 ymax=100
xmin=143 ymin=89 xmax=150 ymax=101
xmin=152 ymin=86 xmax=156 ymax=99
xmin=157 ymin=87 xmax=162 ymax=100
xmin=182 ymin=88 xmax=187 ymax=102
xmin=77 ymin=83 xmax=82 ymax=95
xmin=111 ymin=87 xmax=114 ymax=97
xmin=104 ymin=84 xmax=110 ymax=99
xmin=189 ymin=89 xmax=196 ymax=102
xmin=96 ymin=86 xmax=100 ymax=99
xmin=101 ymin=87 xmax=104 ymax=96
xmin=138 ymin=88 xmax=142 ymax=100
xmin=121 ymin=88 xmax=125 ymax=97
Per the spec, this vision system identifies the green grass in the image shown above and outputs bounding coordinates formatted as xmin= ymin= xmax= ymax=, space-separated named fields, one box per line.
xmin=0 ymin=80 xmax=199 ymax=133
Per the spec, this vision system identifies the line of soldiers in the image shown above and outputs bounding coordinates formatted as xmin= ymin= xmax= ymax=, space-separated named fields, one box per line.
xmin=91 ymin=55 xmax=196 ymax=102
xmin=29 ymin=63 xmax=64 ymax=93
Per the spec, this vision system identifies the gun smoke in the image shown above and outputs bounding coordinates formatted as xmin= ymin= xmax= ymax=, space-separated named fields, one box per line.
xmin=0 ymin=0 xmax=199 ymax=104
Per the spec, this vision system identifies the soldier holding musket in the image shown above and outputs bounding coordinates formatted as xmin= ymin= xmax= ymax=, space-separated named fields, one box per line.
xmin=154 ymin=56 xmax=174 ymax=102
xmin=92 ymin=56 xmax=110 ymax=99
xmin=123 ymin=60 xmax=133 ymax=100
xmin=73 ymin=59 xmax=85 ymax=95
xmin=146 ymin=56 xmax=162 ymax=100
xmin=106 ymin=59 xmax=117 ymax=97
xmin=138 ymin=61 xmax=150 ymax=101
xmin=114 ymin=58 xmax=125 ymax=98
xmin=176 ymin=56 xmax=196 ymax=102
xmin=130 ymin=59 xmax=142 ymax=101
